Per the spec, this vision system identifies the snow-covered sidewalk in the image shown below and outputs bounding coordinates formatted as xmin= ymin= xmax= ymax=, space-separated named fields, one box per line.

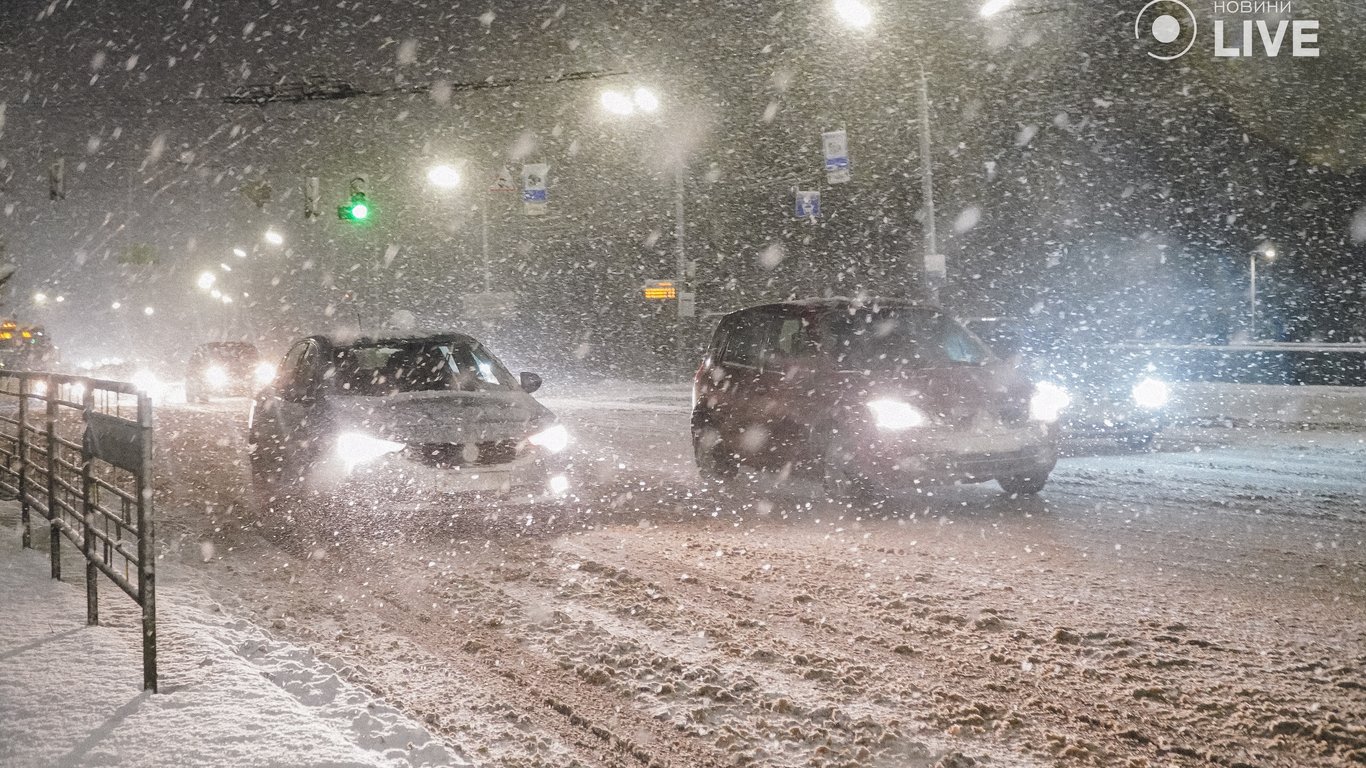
xmin=0 ymin=529 xmax=469 ymax=768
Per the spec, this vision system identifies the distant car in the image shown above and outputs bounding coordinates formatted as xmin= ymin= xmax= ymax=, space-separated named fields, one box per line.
xmin=0 ymin=321 xmax=59 ymax=372
xmin=965 ymin=318 xmax=1169 ymax=449
xmin=692 ymin=299 xmax=1061 ymax=496
xmin=185 ymin=342 xmax=273 ymax=403
xmin=247 ymin=332 xmax=571 ymax=510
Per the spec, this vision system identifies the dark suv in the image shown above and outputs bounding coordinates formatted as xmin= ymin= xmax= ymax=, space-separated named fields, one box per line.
xmin=692 ymin=299 xmax=1061 ymax=496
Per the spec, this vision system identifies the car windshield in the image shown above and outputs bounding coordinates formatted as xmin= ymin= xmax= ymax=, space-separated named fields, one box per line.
xmin=822 ymin=308 xmax=993 ymax=370
xmin=203 ymin=344 xmax=257 ymax=363
xmin=329 ymin=340 xmax=518 ymax=396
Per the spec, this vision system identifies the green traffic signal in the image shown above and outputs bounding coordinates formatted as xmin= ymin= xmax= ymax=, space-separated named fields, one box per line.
xmin=337 ymin=193 xmax=370 ymax=222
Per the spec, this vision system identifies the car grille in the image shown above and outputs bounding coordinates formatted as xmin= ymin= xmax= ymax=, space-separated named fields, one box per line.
xmin=408 ymin=440 xmax=520 ymax=468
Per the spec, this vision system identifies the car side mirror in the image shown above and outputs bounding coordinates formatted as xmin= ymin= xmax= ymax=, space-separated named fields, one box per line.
xmin=519 ymin=372 xmax=543 ymax=394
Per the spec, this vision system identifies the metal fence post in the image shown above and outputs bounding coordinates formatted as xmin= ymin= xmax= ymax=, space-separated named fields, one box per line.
xmin=136 ymin=392 xmax=157 ymax=692
xmin=81 ymin=384 xmax=98 ymax=626
xmin=45 ymin=378 xmax=60 ymax=581
xmin=18 ymin=375 xmax=30 ymax=550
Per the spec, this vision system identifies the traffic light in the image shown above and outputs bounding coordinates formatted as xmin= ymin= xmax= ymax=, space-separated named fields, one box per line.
xmin=338 ymin=176 xmax=372 ymax=224
xmin=338 ymin=193 xmax=369 ymax=221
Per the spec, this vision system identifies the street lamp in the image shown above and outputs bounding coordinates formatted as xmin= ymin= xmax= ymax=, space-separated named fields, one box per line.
xmin=833 ymin=0 xmax=940 ymax=301
xmin=33 ymin=292 xmax=48 ymax=305
xmin=426 ymin=161 xmax=497 ymax=293
xmin=263 ymin=229 xmax=284 ymax=246
xmin=426 ymin=164 xmax=461 ymax=189
xmin=197 ymin=270 xmax=217 ymax=291
xmin=599 ymin=86 xmax=692 ymax=378
xmin=1250 ymin=244 xmax=1276 ymax=341
xmin=833 ymin=0 xmax=873 ymax=28
xmin=232 ymin=247 xmax=247 ymax=258
xmin=979 ymin=0 xmax=1012 ymax=17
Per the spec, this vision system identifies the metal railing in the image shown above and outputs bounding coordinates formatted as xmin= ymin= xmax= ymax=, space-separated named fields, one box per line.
xmin=0 ymin=371 xmax=156 ymax=691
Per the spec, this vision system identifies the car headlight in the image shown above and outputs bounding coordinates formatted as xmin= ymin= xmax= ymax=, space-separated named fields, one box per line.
xmin=336 ymin=431 xmax=406 ymax=471
xmin=204 ymin=364 xmax=229 ymax=388
xmin=254 ymin=361 xmax=277 ymax=386
xmin=527 ymin=423 xmax=570 ymax=453
xmin=1131 ymin=377 xmax=1170 ymax=410
xmin=867 ymin=399 xmax=927 ymax=431
xmin=1029 ymin=382 xmax=1071 ymax=423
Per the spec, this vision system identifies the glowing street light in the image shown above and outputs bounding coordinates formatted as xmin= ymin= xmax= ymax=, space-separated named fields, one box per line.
xmin=111 ymin=301 xmax=122 ymax=310
xmin=33 ymin=292 xmax=48 ymax=304
xmin=197 ymin=271 xmax=217 ymax=291
xmin=426 ymin=164 xmax=462 ymax=189
xmin=1250 ymin=242 xmax=1278 ymax=339
xmin=210 ymin=289 xmax=222 ymax=299
xmin=979 ymin=0 xmax=1011 ymax=17
xmin=232 ymin=247 xmax=247 ymax=258
xmin=599 ymin=89 xmax=635 ymax=116
xmin=143 ymin=306 xmax=155 ymax=316
xmin=833 ymin=0 xmax=873 ymax=29
xmin=633 ymin=87 xmax=660 ymax=113
xmin=263 ymin=229 xmax=284 ymax=246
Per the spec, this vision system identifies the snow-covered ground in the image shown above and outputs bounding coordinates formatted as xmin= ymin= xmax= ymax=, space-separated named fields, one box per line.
xmin=0 ymin=522 xmax=468 ymax=768
xmin=4 ymin=381 xmax=1364 ymax=768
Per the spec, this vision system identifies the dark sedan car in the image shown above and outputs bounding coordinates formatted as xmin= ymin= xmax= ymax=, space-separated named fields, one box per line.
xmin=693 ymin=299 xmax=1061 ymax=496
xmin=247 ymin=332 xmax=572 ymax=511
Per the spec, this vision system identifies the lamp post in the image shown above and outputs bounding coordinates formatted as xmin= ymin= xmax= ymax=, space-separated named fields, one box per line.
xmin=833 ymin=0 xmax=942 ymax=302
xmin=599 ymin=86 xmax=691 ymax=378
xmin=427 ymin=162 xmax=495 ymax=294
xmin=1250 ymin=245 xmax=1276 ymax=341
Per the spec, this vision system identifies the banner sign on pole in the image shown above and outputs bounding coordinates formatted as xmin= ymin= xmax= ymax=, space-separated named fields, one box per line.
xmin=822 ymin=130 xmax=850 ymax=184
xmin=522 ymin=163 xmax=548 ymax=215
xmin=795 ymin=190 xmax=821 ymax=219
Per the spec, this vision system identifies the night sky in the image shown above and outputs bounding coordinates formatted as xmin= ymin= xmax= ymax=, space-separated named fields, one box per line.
xmin=1 ymin=0 xmax=1363 ymax=371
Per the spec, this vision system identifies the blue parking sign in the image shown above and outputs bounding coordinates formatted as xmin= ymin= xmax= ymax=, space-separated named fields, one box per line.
xmin=795 ymin=190 xmax=821 ymax=219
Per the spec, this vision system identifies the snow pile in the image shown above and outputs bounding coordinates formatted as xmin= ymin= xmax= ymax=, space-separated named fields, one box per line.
xmin=0 ymin=541 xmax=468 ymax=768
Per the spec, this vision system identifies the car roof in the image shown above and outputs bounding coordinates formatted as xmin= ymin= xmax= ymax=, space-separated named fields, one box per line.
xmin=309 ymin=331 xmax=481 ymax=350
xmin=719 ymin=297 xmax=943 ymax=321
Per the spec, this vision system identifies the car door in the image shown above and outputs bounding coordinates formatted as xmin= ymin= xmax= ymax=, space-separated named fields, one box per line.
xmin=274 ymin=340 xmax=326 ymax=462
xmin=755 ymin=308 xmax=833 ymax=466
xmin=252 ymin=341 xmax=310 ymax=455
xmin=713 ymin=308 xmax=782 ymax=461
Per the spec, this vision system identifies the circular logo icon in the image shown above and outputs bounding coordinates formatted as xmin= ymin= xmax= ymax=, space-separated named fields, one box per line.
xmin=1135 ymin=0 xmax=1197 ymax=60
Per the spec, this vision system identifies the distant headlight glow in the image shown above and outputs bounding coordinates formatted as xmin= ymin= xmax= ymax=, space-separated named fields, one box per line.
xmin=131 ymin=370 xmax=164 ymax=401
xmin=548 ymin=474 xmax=570 ymax=495
xmin=1132 ymin=377 xmax=1171 ymax=410
xmin=528 ymin=423 xmax=570 ymax=453
xmin=204 ymin=365 xmax=229 ymax=388
xmin=254 ymin=362 xmax=277 ymax=386
xmin=867 ymin=399 xmax=928 ymax=431
xmin=336 ymin=432 xmax=406 ymax=472
xmin=1029 ymin=382 xmax=1071 ymax=423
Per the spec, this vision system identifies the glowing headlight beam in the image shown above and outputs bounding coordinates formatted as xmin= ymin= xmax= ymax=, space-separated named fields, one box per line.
xmin=528 ymin=423 xmax=570 ymax=453
xmin=867 ymin=399 xmax=928 ymax=431
xmin=1132 ymin=377 xmax=1171 ymax=410
xmin=1029 ymin=382 xmax=1071 ymax=423
xmin=254 ymin=361 xmax=278 ymax=386
xmin=336 ymin=432 xmax=406 ymax=473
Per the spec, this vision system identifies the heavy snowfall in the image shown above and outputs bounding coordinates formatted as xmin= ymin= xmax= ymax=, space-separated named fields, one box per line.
xmin=1 ymin=1 xmax=1364 ymax=767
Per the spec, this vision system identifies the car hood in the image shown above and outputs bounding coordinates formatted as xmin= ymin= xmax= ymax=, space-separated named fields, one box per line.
xmin=328 ymin=389 xmax=555 ymax=444
xmin=848 ymin=363 xmax=1028 ymax=420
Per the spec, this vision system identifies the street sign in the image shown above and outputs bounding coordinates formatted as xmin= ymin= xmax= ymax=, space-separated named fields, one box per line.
xmin=822 ymin=130 xmax=850 ymax=184
xmin=678 ymin=291 xmax=697 ymax=318
xmin=489 ymin=166 xmax=517 ymax=192
xmin=522 ymin=163 xmax=548 ymax=215
xmin=643 ymin=280 xmax=677 ymax=300
xmin=795 ymin=190 xmax=821 ymax=219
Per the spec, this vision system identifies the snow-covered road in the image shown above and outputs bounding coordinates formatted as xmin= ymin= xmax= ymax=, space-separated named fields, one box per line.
xmin=54 ymin=385 xmax=1366 ymax=766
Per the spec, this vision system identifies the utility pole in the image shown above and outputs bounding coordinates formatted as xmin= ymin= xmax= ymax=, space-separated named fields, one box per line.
xmin=917 ymin=60 xmax=941 ymax=304
xmin=674 ymin=163 xmax=688 ymax=382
